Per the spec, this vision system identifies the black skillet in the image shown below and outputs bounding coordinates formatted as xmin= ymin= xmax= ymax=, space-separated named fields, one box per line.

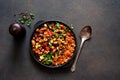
xmin=30 ymin=20 xmax=77 ymax=68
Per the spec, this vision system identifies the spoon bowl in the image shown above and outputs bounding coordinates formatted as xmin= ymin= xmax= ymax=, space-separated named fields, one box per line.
xmin=80 ymin=26 xmax=92 ymax=39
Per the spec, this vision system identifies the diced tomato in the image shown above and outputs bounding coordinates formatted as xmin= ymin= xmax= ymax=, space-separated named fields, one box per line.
xmin=43 ymin=41 xmax=48 ymax=47
xmin=45 ymin=46 xmax=50 ymax=51
xmin=48 ymin=30 xmax=52 ymax=36
xmin=52 ymin=49 xmax=56 ymax=52
xmin=41 ymin=40 xmax=46 ymax=43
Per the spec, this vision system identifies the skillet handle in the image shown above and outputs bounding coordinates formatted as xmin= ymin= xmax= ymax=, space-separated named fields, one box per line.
xmin=34 ymin=20 xmax=45 ymax=29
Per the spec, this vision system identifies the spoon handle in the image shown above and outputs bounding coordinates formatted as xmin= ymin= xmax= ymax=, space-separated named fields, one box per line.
xmin=71 ymin=38 xmax=85 ymax=72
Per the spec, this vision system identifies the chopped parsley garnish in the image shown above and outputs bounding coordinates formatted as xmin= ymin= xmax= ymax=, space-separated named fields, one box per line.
xmin=14 ymin=12 xmax=35 ymax=28
xmin=64 ymin=27 xmax=69 ymax=32
xmin=56 ymin=22 xmax=60 ymax=29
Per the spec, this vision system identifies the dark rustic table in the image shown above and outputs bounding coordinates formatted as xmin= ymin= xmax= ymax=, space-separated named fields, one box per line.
xmin=0 ymin=0 xmax=120 ymax=80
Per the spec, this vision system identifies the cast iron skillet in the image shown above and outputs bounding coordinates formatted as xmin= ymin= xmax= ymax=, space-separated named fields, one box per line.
xmin=30 ymin=20 xmax=77 ymax=68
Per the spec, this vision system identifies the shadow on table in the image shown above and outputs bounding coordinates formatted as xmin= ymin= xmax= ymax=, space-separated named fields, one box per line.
xmin=9 ymin=37 xmax=26 ymax=63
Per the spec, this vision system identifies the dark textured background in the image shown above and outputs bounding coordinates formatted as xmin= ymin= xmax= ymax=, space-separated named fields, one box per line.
xmin=0 ymin=0 xmax=120 ymax=80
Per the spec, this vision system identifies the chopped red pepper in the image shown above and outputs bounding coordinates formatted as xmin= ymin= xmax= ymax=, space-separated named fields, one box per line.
xmin=45 ymin=46 xmax=50 ymax=51
xmin=48 ymin=30 xmax=52 ymax=36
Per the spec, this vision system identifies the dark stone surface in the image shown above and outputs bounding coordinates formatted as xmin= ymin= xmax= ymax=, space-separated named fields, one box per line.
xmin=0 ymin=0 xmax=120 ymax=80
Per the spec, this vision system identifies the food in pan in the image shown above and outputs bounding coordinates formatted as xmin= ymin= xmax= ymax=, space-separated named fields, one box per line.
xmin=31 ymin=21 xmax=76 ymax=66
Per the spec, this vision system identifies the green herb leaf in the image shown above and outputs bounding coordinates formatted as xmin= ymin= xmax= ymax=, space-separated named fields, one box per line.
xmin=48 ymin=42 xmax=52 ymax=48
xmin=62 ymin=34 xmax=66 ymax=37
xmin=58 ymin=34 xmax=63 ymax=39
xmin=47 ymin=59 xmax=52 ymax=64
xmin=64 ymin=27 xmax=69 ymax=32
xmin=53 ymin=35 xmax=57 ymax=40
xmin=43 ymin=54 xmax=52 ymax=64
xmin=30 ymin=13 xmax=35 ymax=19
xmin=56 ymin=22 xmax=60 ymax=29
xmin=26 ymin=20 xmax=32 ymax=27
xmin=70 ymin=24 xmax=74 ymax=29
xmin=50 ymin=52 xmax=56 ymax=56
xmin=46 ymin=54 xmax=51 ymax=60
xmin=19 ymin=18 xmax=25 ymax=24
xmin=53 ymin=29 xmax=57 ymax=32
